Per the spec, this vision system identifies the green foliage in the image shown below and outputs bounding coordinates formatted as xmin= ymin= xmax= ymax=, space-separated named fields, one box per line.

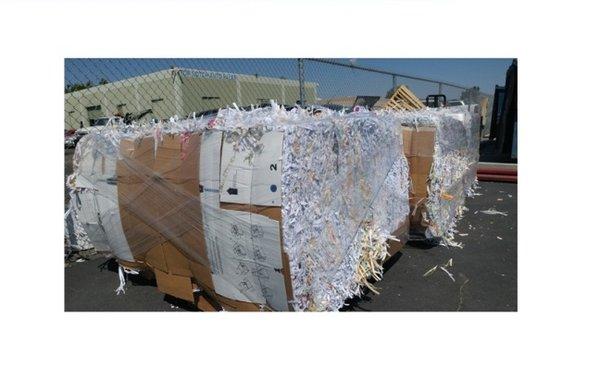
xmin=65 ymin=78 xmax=109 ymax=93
xmin=460 ymin=86 xmax=482 ymax=103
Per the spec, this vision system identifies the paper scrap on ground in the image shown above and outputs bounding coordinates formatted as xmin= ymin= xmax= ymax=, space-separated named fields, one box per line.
xmin=480 ymin=208 xmax=508 ymax=216
xmin=423 ymin=258 xmax=455 ymax=282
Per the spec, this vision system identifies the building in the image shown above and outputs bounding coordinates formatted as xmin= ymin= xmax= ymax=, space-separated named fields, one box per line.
xmin=64 ymin=67 xmax=318 ymax=130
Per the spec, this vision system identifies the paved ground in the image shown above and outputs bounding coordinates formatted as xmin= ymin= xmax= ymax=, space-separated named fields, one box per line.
xmin=342 ymin=181 xmax=517 ymax=311
xmin=64 ymin=171 xmax=517 ymax=311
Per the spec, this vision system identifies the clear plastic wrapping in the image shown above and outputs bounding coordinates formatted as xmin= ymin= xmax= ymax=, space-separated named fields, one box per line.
xmin=398 ymin=106 xmax=480 ymax=244
xmin=66 ymin=105 xmax=411 ymax=311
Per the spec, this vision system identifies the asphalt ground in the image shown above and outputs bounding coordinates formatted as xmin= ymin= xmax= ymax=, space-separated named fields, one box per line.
xmin=64 ymin=148 xmax=517 ymax=312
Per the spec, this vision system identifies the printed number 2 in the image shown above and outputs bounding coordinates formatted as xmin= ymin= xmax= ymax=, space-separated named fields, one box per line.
xmin=269 ymin=163 xmax=278 ymax=171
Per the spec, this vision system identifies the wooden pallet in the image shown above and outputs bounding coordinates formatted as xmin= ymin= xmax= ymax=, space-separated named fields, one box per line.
xmin=385 ymin=85 xmax=425 ymax=111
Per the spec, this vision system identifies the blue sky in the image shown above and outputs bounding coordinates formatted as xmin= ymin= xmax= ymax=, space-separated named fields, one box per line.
xmin=65 ymin=58 xmax=513 ymax=100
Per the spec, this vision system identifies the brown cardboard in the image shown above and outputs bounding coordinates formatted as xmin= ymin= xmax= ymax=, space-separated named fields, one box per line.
xmin=402 ymin=128 xmax=413 ymax=156
xmin=152 ymin=134 xmax=208 ymax=271
xmin=189 ymin=260 xmax=215 ymax=292
xmin=163 ymin=242 xmax=193 ymax=277
xmin=154 ymin=269 xmax=195 ymax=303
xmin=154 ymin=134 xmax=199 ymax=186
xmin=219 ymin=202 xmax=282 ymax=221
xmin=117 ymin=137 xmax=164 ymax=260
xmin=403 ymin=127 xmax=435 ymax=156
xmin=145 ymin=244 xmax=168 ymax=272
xmin=407 ymin=156 xmax=434 ymax=176
xmin=387 ymin=216 xmax=409 ymax=258
xmin=410 ymin=174 xmax=431 ymax=197
xmin=116 ymin=258 xmax=147 ymax=271
xmin=192 ymin=283 xmax=262 ymax=311
xmin=411 ymin=127 xmax=436 ymax=156
xmin=387 ymin=238 xmax=402 ymax=257
xmin=117 ymin=133 xmax=215 ymax=297
xmin=118 ymin=134 xmax=206 ymax=264
xmin=215 ymin=293 xmax=263 ymax=311
xmin=403 ymin=126 xmax=436 ymax=235
xmin=195 ymin=293 xmax=219 ymax=312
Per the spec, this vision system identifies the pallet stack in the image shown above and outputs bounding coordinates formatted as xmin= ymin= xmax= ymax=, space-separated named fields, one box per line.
xmin=384 ymin=85 xmax=426 ymax=111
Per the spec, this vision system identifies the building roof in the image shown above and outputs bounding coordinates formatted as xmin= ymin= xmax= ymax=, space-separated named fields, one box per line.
xmin=65 ymin=67 xmax=317 ymax=98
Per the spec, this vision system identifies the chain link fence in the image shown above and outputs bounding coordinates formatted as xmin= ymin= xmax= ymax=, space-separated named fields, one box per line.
xmin=64 ymin=58 xmax=492 ymax=133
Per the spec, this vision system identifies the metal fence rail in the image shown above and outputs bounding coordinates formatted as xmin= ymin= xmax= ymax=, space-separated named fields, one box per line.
xmin=64 ymin=58 xmax=491 ymax=132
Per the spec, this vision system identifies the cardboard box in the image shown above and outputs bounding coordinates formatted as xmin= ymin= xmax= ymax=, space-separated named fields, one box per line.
xmin=203 ymin=131 xmax=292 ymax=311
xmin=117 ymin=133 xmax=213 ymax=284
xmin=387 ymin=216 xmax=410 ymax=257
xmin=154 ymin=268 xmax=194 ymax=303
xmin=403 ymin=127 xmax=435 ymax=157
xmin=219 ymin=131 xmax=283 ymax=206
xmin=403 ymin=127 xmax=436 ymax=236
xmin=117 ymin=137 xmax=164 ymax=259
xmin=219 ymin=202 xmax=293 ymax=311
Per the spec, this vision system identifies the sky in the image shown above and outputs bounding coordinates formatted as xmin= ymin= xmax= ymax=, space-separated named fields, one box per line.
xmin=65 ymin=58 xmax=513 ymax=100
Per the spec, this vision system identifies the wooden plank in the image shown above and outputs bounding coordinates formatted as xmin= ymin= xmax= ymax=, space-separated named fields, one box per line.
xmin=393 ymin=85 xmax=423 ymax=110
xmin=388 ymin=86 xmax=415 ymax=110
xmin=398 ymin=85 xmax=424 ymax=109
xmin=385 ymin=85 xmax=426 ymax=111
xmin=196 ymin=293 xmax=219 ymax=312
xmin=384 ymin=98 xmax=401 ymax=110
xmin=400 ymin=85 xmax=420 ymax=103
xmin=388 ymin=99 xmax=401 ymax=110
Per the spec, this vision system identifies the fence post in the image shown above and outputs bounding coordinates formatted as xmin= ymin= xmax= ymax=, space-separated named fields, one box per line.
xmin=468 ymin=86 xmax=474 ymax=111
xmin=438 ymin=82 xmax=443 ymax=95
xmin=392 ymin=75 xmax=397 ymax=92
xmin=297 ymin=58 xmax=306 ymax=107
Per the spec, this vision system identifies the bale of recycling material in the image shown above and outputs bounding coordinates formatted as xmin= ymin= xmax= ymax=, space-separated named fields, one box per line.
xmin=399 ymin=106 xmax=480 ymax=245
xmin=66 ymin=106 xmax=411 ymax=311
xmin=66 ymin=133 xmax=134 ymax=260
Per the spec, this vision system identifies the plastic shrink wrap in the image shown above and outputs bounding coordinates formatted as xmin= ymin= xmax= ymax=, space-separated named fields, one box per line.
xmin=400 ymin=105 xmax=479 ymax=245
xmin=65 ymin=106 xmax=411 ymax=311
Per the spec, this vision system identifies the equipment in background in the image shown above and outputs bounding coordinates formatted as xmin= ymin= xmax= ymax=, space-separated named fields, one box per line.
xmin=123 ymin=109 xmax=153 ymax=125
xmin=424 ymin=94 xmax=447 ymax=108
xmin=352 ymin=96 xmax=381 ymax=110
xmin=488 ymin=59 xmax=517 ymax=162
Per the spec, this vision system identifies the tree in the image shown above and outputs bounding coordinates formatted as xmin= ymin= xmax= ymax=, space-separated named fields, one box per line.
xmin=65 ymin=81 xmax=93 ymax=93
xmin=65 ymin=78 xmax=109 ymax=93
xmin=460 ymin=86 xmax=481 ymax=104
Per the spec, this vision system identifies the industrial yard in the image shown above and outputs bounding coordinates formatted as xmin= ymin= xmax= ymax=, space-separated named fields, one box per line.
xmin=63 ymin=58 xmax=517 ymax=312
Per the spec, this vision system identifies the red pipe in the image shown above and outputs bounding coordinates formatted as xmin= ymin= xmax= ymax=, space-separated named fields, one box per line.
xmin=477 ymin=173 xmax=517 ymax=183
xmin=478 ymin=168 xmax=518 ymax=176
